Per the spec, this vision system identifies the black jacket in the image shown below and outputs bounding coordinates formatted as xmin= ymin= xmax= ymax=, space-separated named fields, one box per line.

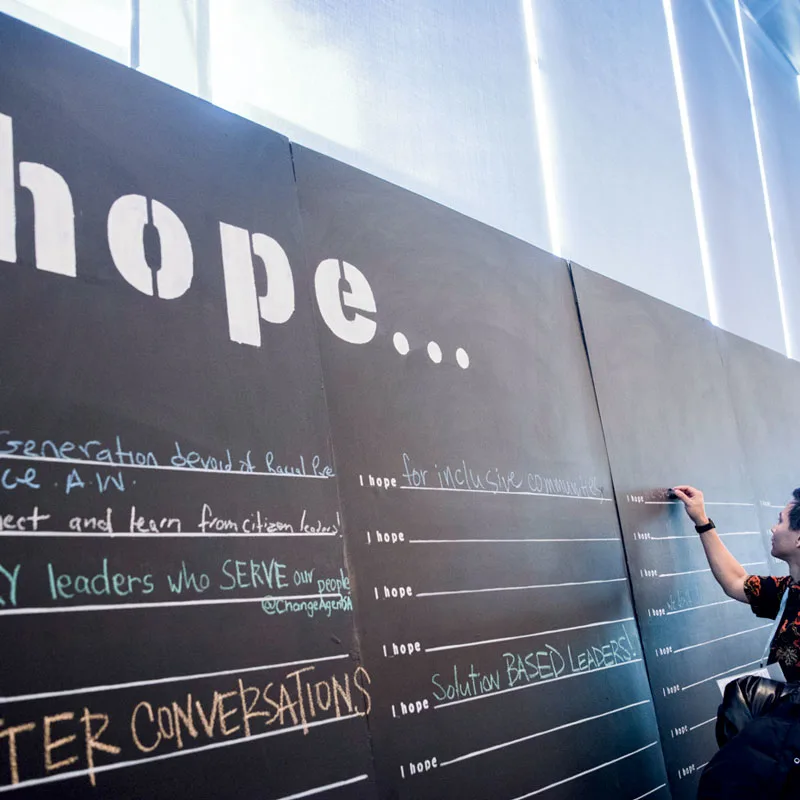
xmin=698 ymin=676 xmax=800 ymax=798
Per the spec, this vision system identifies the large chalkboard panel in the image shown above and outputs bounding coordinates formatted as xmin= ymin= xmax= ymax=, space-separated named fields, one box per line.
xmin=295 ymin=148 xmax=669 ymax=799
xmin=0 ymin=16 xmax=374 ymax=798
xmin=719 ymin=329 xmax=800 ymax=574
xmin=572 ymin=264 xmax=773 ymax=799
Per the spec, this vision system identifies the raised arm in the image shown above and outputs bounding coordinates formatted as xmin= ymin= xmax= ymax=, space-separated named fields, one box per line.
xmin=672 ymin=485 xmax=748 ymax=603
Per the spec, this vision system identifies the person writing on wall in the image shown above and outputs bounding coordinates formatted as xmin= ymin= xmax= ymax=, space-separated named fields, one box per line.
xmin=673 ymin=485 xmax=800 ymax=679
xmin=674 ymin=486 xmax=800 ymax=798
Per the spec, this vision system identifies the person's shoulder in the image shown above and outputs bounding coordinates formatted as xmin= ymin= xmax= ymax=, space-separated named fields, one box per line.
xmin=744 ymin=574 xmax=788 ymax=596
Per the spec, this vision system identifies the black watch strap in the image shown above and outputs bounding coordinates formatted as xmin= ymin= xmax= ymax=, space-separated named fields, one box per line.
xmin=695 ymin=519 xmax=716 ymax=534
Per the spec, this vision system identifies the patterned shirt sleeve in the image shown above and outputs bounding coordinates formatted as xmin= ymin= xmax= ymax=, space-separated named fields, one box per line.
xmin=744 ymin=575 xmax=790 ymax=619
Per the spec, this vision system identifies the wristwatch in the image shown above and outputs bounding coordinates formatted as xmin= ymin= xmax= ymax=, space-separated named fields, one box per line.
xmin=695 ymin=519 xmax=716 ymax=533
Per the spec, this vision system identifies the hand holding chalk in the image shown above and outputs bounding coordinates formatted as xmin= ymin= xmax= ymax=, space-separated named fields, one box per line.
xmin=670 ymin=485 xmax=709 ymax=526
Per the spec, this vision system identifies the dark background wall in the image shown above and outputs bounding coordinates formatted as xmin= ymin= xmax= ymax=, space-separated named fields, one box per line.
xmin=0 ymin=13 xmax=796 ymax=800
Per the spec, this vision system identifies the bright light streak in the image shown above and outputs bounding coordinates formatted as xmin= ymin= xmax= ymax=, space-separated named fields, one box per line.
xmin=735 ymin=0 xmax=792 ymax=357
xmin=662 ymin=0 xmax=720 ymax=326
xmin=522 ymin=0 xmax=562 ymax=258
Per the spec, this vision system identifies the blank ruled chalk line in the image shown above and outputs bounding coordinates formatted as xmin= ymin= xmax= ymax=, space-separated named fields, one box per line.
xmin=440 ymin=700 xmax=651 ymax=767
xmin=400 ymin=486 xmax=612 ymax=502
xmin=2 ymin=531 xmax=339 ymax=539
xmin=632 ymin=785 xmax=668 ymax=800
xmin=673 ymin=623 xmax=772 ymax=654
xmin=272 ymin=775 xmax=369 ymax=800
xmin=508 ymin=741 xmax=660 ymax=799
xmin=0 ymin=713 xmax=360 ymax=794
xmin=0 ymin=653 xmax=350 ymax=704
xmin=425 ymin=616 xmax=635 ymax=653
xmin=433 ymin=659 xmax=643 ymax=710
xmin=689 ymin=717 xmax=716 ymax=731
xmin=0 ymin=452 xmax=328 ymax=480
xmin=417 ymin=577 xmax=627 ymax=598
xmin=651 ymin=531 xmax=759 ymax=540
xmin=658 ymin=567 xmax=712 ymax=578
xmin=0 ymin=593 xmax=342 ymax=617
xmin=681 ymin=659 xmax=763 ymax=691
xmin=409 ymin=537 xmax=620 ymax=544
xmin=666 ymin=599 xmax=736 ymax=615
xmin=659 ymin=561 xmax=766 ymax=579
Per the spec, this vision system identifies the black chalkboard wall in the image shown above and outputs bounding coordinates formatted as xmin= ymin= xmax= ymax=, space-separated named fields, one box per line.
xmin=719 ymin=330 xmax=800 ymax=573
xmin=572 ymin=265 xmax=774 ymax=799
xmin=0 ymin=15 xmax=375 ymax=800
xmin=293 ymin=147 xmax=667 ymax=799
xmin=3 ymin=10 xmax=798 ymax=800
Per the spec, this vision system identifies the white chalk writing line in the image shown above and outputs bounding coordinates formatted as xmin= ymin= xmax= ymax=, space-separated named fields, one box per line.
xmin=0 ymin=713 xmax=360 ymax=794
xmin=425 ymin=616 xmax=635 ymax=653
xmin=409 ymin=537 xmax=619 ymax=544
xmin=658 ymin=567 xmax=710 ymax=578
xmin=659 ymin=560 xmax=766 ymax=578
xmin=666 ymin=598 xmax=736 ymax=615
xmin=650 ymin=531 xmax=759 ymax=540
xmin=417 ymin=577 xmax=627 ymax=598
xmin=440 ymin=699 xmax=651 ymax=767
xmin=632 ymin=784 xmax=668 ymax=800
xmin=0 ymin=653 xmax=350 ymax=704
xmin=433 ymin=658 xmax=643 ymax=710
xmin=696 ymin=762 xmax=709 ymax=770
xmin=0 ymin=452 xmax=328 ymax=479
xmin=400 ymin=486 xmax=612 ymax=502
xmin=507 ymin=741 xmax=660 ymax=799
xmin=0 ymin=593 xmax=341 ymax=616
xmin=689 ymin=717 xmax=716 ymax=731
xmin=644 ymin=500 xmax=753 ymax=507
xmin=681 ymin=659 xmax=763 ymax=691
xmin=2 ymin=530 xmax=338 ymax=538
xmin=271 ymin=775 xmax=369 ymax=800
xmin=673 ymin=623 xmax=772 ymax=654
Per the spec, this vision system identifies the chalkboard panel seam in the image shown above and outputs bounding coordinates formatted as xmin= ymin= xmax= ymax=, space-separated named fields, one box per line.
xmin=288 ymin=137 xmax=378 ymax=793
xmin=567 ymin=262 xmax=671 ymax=787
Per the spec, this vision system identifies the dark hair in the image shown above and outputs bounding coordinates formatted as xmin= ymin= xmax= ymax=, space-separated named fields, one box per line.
xmin=790 ymin=489 xmax=800 ymax=530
